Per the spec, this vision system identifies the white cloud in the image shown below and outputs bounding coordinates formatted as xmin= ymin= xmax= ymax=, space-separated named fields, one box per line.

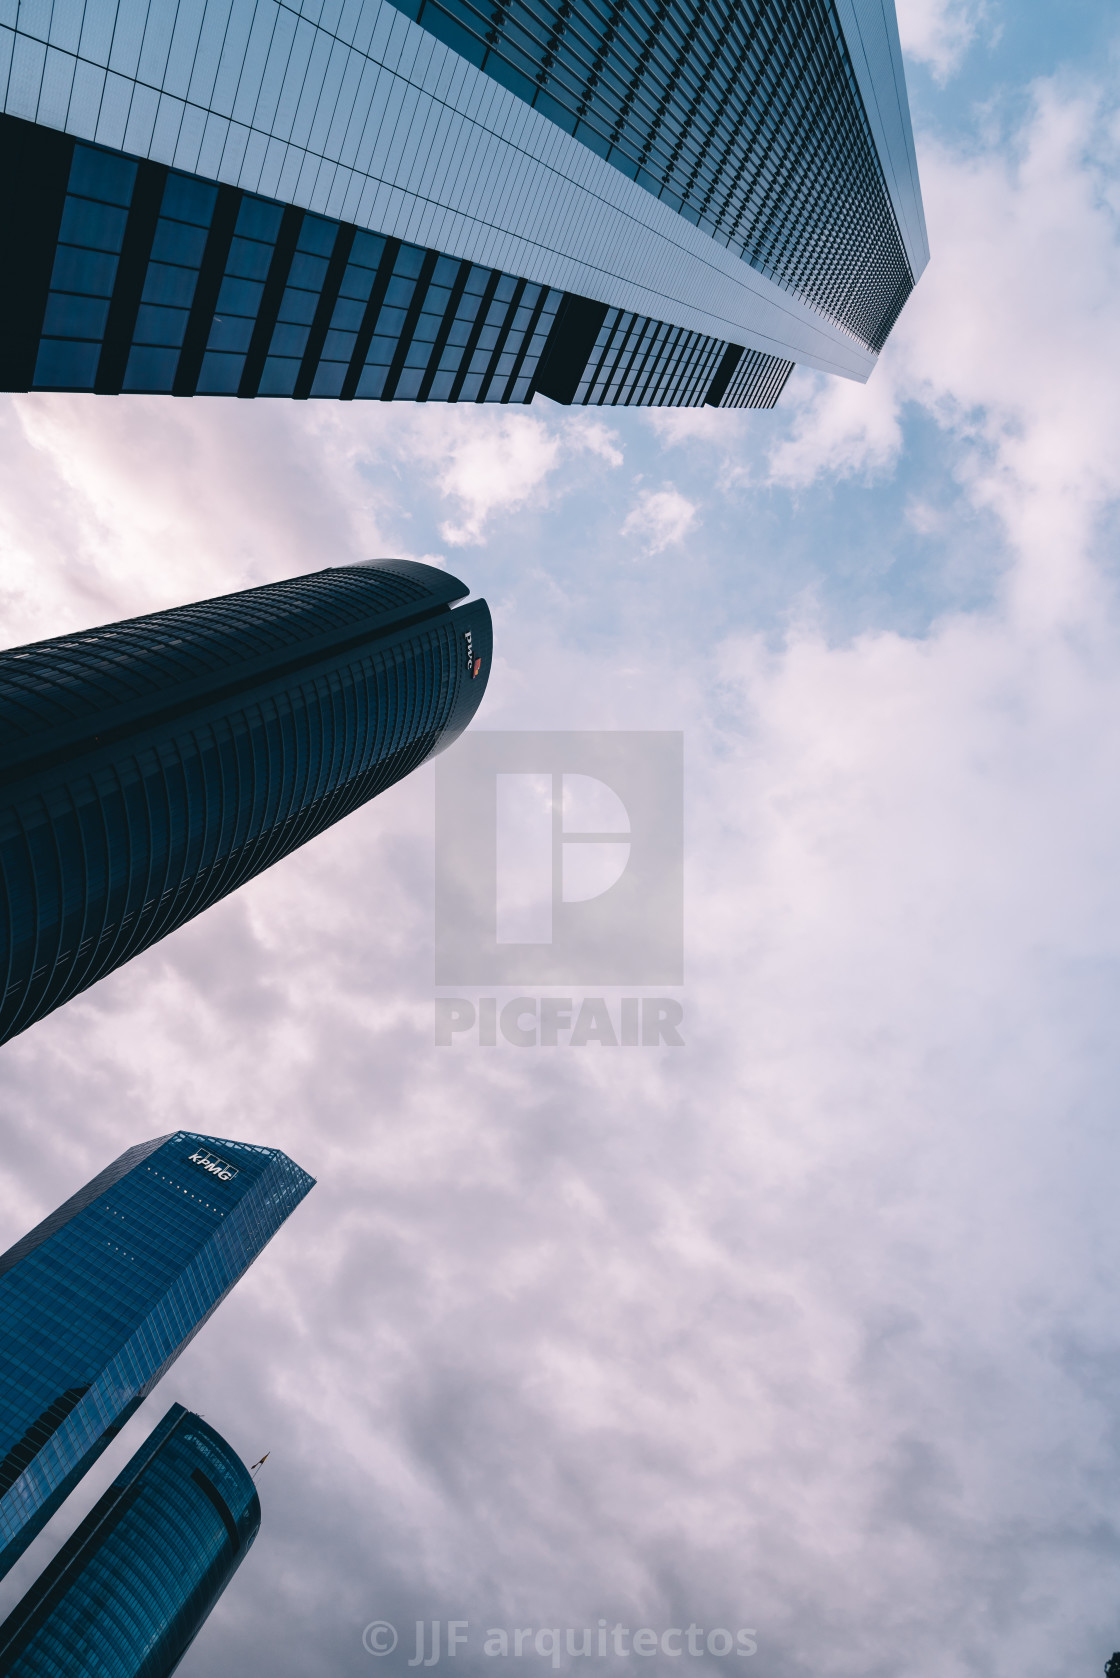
xmin=895 ymin=0 xmax=987 ymax=82
xmin=0 ymin=396 xmax=391 ymax=644
xmin=9 ymin=472 xmax=1120 ymax=1673
xmin=764 ymin=364 xmax=903 ymax=489
xmin=760 ymin=81 xmax=1120 ymax=625
xmin=561 ymin=412 xmax=625 ymax=468
xmin=347 ymin=407 xmax=625 ymax=547
xmin=621 ymin=486 xmax=698 ymax=552
xmin=416 ymin=411 xmax=562 ymax=545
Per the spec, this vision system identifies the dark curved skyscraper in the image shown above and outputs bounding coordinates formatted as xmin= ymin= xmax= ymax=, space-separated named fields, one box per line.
xmin=0 ymin=558 xmax=491 ymax=1044
xmin=0 ymin=1403 xmax=260 ymax=1678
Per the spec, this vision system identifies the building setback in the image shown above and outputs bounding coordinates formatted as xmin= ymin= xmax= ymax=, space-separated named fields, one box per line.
xmin=0 ymin=1404 xmax=260 ymax=1678
xmin=0 ymin=1133 xmax=313 ymax=1578
xmin=0 ymin=558 xmax=490 ymax=1045
xmin=0 ymin=0 xmax=927 ymax=409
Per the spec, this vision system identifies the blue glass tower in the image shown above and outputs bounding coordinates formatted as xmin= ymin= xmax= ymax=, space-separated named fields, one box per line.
xmin=0 ymin=1404 xmax=260 ymax=1678
xmin=0 ymin=558 xmax=491 ymax=1045
xmin=0 ymin=1132 xmax=313 ymax=1580
xmin=0 ymin=0 xmax=926 ymax=409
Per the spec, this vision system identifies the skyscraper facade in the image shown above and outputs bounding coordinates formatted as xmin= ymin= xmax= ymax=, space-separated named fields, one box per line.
xmin=0 ymin=1132 xmax=313 ymax=1579
xmin=0 ymin=0 xmax=927 ymax=410
xmin=0 ymin=1404 xmax=260 ymax=1678
xmin=0 ymin=558 xmax=490 ymax=1045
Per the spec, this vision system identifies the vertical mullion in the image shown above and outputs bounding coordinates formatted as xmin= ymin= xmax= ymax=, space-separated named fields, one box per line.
xmin=500 ymin=283 xmax=550 ymax=403
xmin=294 ymin=222 xmax=357 ymax=399
xmin=173 ymin=185 xmax=243 ymax=396
xmin=239 ymin=204 xmax=305 ymax=397
xmin=449 ymin=271 xmax=501 ymax=401
xmin=95 ymin=160 xmax=169 ymax=394
xmin=418 ymin=261 xmax=471 ymax=401
xmin=340 ymin=238 xmax=401 ymax=400
xmin=477 ymin=279 xmax=526 ymax=401
xmin=382 ymin=250 xmax=439 ymax=401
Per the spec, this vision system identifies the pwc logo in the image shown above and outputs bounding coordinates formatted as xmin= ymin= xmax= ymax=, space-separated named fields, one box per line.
xmin=465 ymin=629 xmax=481 ymax=679
xmin=186 ymin=1148 xmax=239 ymax=1182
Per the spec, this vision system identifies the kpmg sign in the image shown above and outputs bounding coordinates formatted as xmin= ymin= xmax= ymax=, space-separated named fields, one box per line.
xmin=186 ymin=1148 xmax=239 ymax=1182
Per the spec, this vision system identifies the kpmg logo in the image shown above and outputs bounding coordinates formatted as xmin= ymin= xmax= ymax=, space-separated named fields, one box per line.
xmin=186 ymin=1148 xmax=238 ymax=1182
xmin=435 ymin=733 xmax=683 ymax=985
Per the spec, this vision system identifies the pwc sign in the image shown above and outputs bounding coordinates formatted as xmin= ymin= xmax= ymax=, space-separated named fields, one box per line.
xmin=434 ymin=733 xmax=683 ymax=985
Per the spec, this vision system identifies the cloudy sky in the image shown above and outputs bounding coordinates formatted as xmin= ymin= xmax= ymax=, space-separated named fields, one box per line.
xmin=3 ymin=1 xmax=1120 ymax=1673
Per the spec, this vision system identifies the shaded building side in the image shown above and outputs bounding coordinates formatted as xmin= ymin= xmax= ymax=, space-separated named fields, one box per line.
xmin=0 ymin=115 xmax=792 ymax=410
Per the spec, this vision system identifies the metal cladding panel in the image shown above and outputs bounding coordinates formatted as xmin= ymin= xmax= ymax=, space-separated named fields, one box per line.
xmin=0 ymin=1405 xmax=261 ymax=1677
xmin=0 ymin=1135 xmax=312 ymax=1580
xmin=832 ymin=0 xmax=929 ymax=279
xmin=0 ymin=0 xmax=875 ymax=376
xmin=0 ymin=562 xmax=490 ymax=1044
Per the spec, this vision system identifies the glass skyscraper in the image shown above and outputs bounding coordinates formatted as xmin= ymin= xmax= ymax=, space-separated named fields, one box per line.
xmin=0 ymin=1132 xmax=313 ymax=1579
xmin=0 ymin=558 xmax=490 ymax=1045
xmin=0 ymin=0 xmax=926 ymax=410
xmin=0 ymin=1403 xmax=260 ymax=1678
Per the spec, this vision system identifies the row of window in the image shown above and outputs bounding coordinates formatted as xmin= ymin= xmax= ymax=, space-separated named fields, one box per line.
xmin=1 ymin=1204 xmax=212 ymax=1322
xmin=30 ymin=142 xmax=567 ymax=403
xmin=391 ymin=0 xmax=913 ymax=351
xmin=0 ymin=623 xmax=462 ymax=1043
xmin=572 ymin=308 xmax=789 ymax=410
xmin=0 ymin=1169 xmax=295 ymax=1559
xmin=722 ymin=347 xmax=794 ymax=409
xmin=1 ymin=567 xmax=437 ymax=746
xmin=575 ymin=310 xmax=725 ymax=408
xmin=18 ymin=131 xmax=779 ymax=406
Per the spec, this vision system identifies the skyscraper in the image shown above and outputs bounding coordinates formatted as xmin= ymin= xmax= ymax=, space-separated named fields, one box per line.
xmin=0 ymin=1404 xmax=260 ymax=1678
xmin=0 ymin=558 xmax=490 ymax=1045
xmin=0 ymin=1132 xmax=313 ymax=1579
xmin=0 ymin=0 xmax=926 ymax=410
